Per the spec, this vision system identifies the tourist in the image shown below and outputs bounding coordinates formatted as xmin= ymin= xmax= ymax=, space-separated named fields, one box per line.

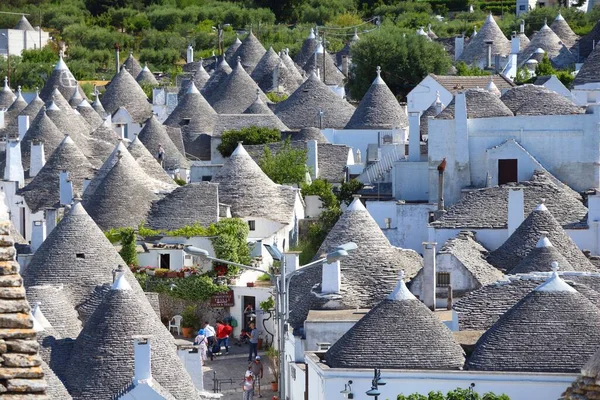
xmin=204 ymin=321 xmax=216 ymax=360
xmin=249 ymin=355 xmax=264 ymax=398
xmin=247 ymin=322 xmax=258 ymax=362
xmin=216 ymin=320 xmax=232 ymax=355
xmin=241 ymin=369 xmax=254 ymax=400
xmin=194 ymin=329 xmax=208 ymax=365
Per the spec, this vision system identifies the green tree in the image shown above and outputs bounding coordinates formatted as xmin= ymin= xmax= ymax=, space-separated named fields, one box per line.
xmin=259 ymin=139 xmax=308 ymax=185
xmin=397 ymin=388 xmax=510 ymax=400
xmin=348 ymin=22 xmax=452 ymax=100
xmin=534 ymin=54 xmax=575 ymax=87
xmin=217 ymin=126 xmax=282 ymax=157
xmin=336 ymin=179 xmax=364 ymax=205
xmin=118 ymin=228 xmax=138 ymax=266
xmin=455 ymin=61 xmax=490 ymax=76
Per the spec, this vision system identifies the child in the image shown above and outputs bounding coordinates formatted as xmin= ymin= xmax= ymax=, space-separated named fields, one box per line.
xmin=242 ymin=369 xmax=254 ymax=400
xmin=194 ymin=329 xmax=208 ymax=365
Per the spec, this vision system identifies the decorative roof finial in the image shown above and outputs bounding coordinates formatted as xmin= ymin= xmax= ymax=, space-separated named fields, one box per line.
xmin=256 ymin=88 xmax=260 ymax=101
xmin=398 ymin=269 xmax=405 ymax=281
xmin=3 ymin=76 xmax=8 ymax=88
xmin=544 ymin=18 xmax=548 ymax=26
xmin=35 ymin=86 xmax=39 ymax=96
xmin=236 ymin=56 xmax=241 ymax=65
xmin=17 ymin=85 xmax=21 ymax=94
xmin=551 ymin=261 xmax=559 ymax=273
xmin=59 ymin=50 xmax=64 ymax=59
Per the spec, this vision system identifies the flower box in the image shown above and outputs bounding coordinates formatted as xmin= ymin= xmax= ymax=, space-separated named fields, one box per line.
xmin=246 ymin=282 xmax=255 ymax=287
xmin=167 ymin=271 xmax=178 ymax=278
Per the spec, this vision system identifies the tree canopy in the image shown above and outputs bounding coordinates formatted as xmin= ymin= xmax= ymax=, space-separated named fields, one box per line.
xmin=217 ymin=126 xmax=281 ymax=157
xmin=259 ymin=139 xmax=308 ymax=186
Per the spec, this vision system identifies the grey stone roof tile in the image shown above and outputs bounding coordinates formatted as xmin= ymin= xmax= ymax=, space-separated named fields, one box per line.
xmin=212 ymin=113 xmax=289 ymax=137
xmin=325 ymin=278 xmax=464 ymax=370
xmin=250 ymin=47 xmax=303 ymax=95
xmin=0 ymin=80 xmax=16 ymax=109
xmin=458 ymin=14 xmax=511 ymax=65
xmin=501 ymin=84 xmax=583 ymax=115
xmin=509 ymin=237 xmax=575 ymax=274
xmin=147 ymin=182 xmax=219 ymax=230
xmin=345 ymin=68 xmax=408 ymax=129
xmin=165 ymin=83 xmax=217 ymax=135
xmin=20 ymin=107 xmax=65 ymax=174
xmin=39 ymin=56 xmax=86 ymax=103
xmin=275 ymin=72 xmax=355 ymax=129
xmin=302 ymin=46 xmax=345 ymax=86
xmin=468 ymin=274 xmax=600 ymax=373
xmin=138 ymin=115 xmax=190 ymax=170
xmin=128 ymin=134 xmax=177 ymax=185
xmin=76 ymin=99 xmax=104 ymax=130
xmin=122 ymin=52 xmax=142 ymax=79
xmin=14 ymin=15 xmax=35 ymax=31
xmin=518 ymin=24 xmax=576 ymax=69
xmin=294 ymin=30 xmax=318 ymax=68
xmin=550 ymin=13 xmax=579 ymax=49
xmin=136 ymin=64 xmax=159 ymax=86
xmin=102 ymin=67 xmax=152 ymax=123
xmin=437 ymin=88 xmax=513 ymax=119
xmin=573 ymin=41 xmax=600 ymax=86
xmin=201 ymin=58 xmax=232 ymax=95
xmin=232 ymin=31 xmax=267 ymax=74
xmin=225 ymin=37 xmax=242 ymax=64
xmin=26 ymin=285 xmax=82 ymax=339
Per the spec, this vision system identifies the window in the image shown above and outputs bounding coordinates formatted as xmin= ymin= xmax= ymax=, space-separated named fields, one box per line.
xmin=76 ymin=253 xmax=85 ymax=259
xmin=519 ymin=4 xmax=526 ymax=9
xmin=182 ymin=118 xmax=191 ymax=126
xmin=538 ymin=2 xmax=545 ymax=6
xmin=248 ymin=220 xmax=256 ymax=231
xmin=437 ymin=272 xmax=450 ymax=287
xmin=201 ymin=175 xmax=212 ymax=182
xmin=384 ymin=218 xmax=392 ymax=229
xmin=498 ymin=159 xmax=518 ymax=185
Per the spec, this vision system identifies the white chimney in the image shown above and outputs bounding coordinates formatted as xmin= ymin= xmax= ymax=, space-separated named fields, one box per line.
xmin=83 ymin=178 xmax=91 ymax=194
xmin=59 ymin=170 xmax=73 ymax=206
xmin=46 ymin=209 xmax=57 ymax=233
xmin=508 ymin=188 xmax=525 ymax=236
xmin=307 ymin=140 xmax=319 ymax=180
xmin=355 ymin=149 xmax=361 ymax=164
xmin=284 ymin=252 xmax=300 ymax=273
xmin=187 ymin=44 xmax=194 ymax=64
xmin=511 ymin=33 xmax=520 ymax=54
xmin=30 ymin=142 xmax=45 ymax=177
xmin=454 ymin=92 xmax=468 ymax=166
xmin=321 ymin=260 xmax=341 ymax=294
xmin=133 ymin=336 xmax=152 ymax=384
xmin=588 ymin=190 xmax=600 ymax=225
xmin=408 ymin=111 xmax=421 ymax=162
xmin=422 ymin=242 xmax=437 ymax=310
xmin=31 ymin=220 xmax=46 ymax=253
xmin=455 ymin=35 xmax=465 ymax=60
xmin=4 ymin=139 xmax=24 ymax=187
xmin=17 ymin=115 xmax=29 ymax=140
xmin=0 ymin=110 xmax=4 ymax=128
xmin=520 ymin=19 xmax=525 ymax=34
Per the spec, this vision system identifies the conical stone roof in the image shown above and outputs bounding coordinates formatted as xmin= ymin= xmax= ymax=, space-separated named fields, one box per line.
xmin=39 ymin=54 xmax=86 ymax=103
xmin=76 ymin=99 xmax=104 ymax=130
xmin=201 ymin=57 xmax=232 ymax=95
xmin=294 ymin=28 xmax=318 ymax=68
xmin=468 ymin=268 xmax=600 ymax=373
xmin=325 ymin=273 xmax=465 ymax=370
xmin=0 ymin=77 xmax=15 ymax=109
xmin=345 ymin=67 xmax=407 ymax=129
xmin=147 ymin=182 xmax=220 ymax=231
xmin=291 ymin=127 xmax=328 ymax=143
xmin=23 ymin=202 xmax=143 ymax=306
xmin=0 ymin=88 xmax=28 ymax=137
xmin=206 ymin=59 xmax=270 ymax=114
xmin=20 ymin=107 xmax=65 ymax=172
xmin=302 ymin=44 xmax=345 ymax=86
xmin=458 ymin=14 xmax=511 ymax=65
xmin=21 ymin=91 xmax=45 ymax=119
xmin=136 ymin=64 xmax=159 ymax=86
xmin=275 ymin=72 xmax=355 ymax=129
xmin=102 ymin=67 xmax=152 ymax=123
xmin=83 ymin=154 xmax=159 ymax=230
xmin=243 ymin=92 xmax=273 ymax=115
xmin=65 ymin=274 xmax=200 ymax=399
xmin=437 ymin=89 xmax=513 ymax=119
xmin=69 ymin=85 xmax=84 ymax=108
xmin=45 ymin=101 xmax=92 ymax=154
xmin=26 ymin=285 xmax=82 ymax=339
xmin=179 ymin=63 xmax=211 ymax=97
xmin=487 ymin=203 xmax=595 ymax=272
xmin=138 ymin=115 xmax=189 ymax=170
xmin=232 ymin=31 xmax=267 ymax=73
xmin=250 ymin=47 xmax=303 ymax=95
xmin=550 ymin=12 xmax=579 ymax=49
xmin=509 ymin=236 xmax=575 ymax=274
xmin=14 ymin=15 xmax=35 ymax=31
xmin=122 ymin=51 xmax=142 ymax=79
xmin=91 ymin=92 xmax=106 ymax=116
xmin=89 ymin=119 xmax=120 ymax=144
xmin=281 ymin=49 xmax=305 ymax=79
xmin=128 ymin=134 xmax=175 ymax=184
xmin=19 ymin=135 xmax=95 ymax=213
xmin=573 ymin=42 xmax=600 ymax=86
xmin=211 ymin=143 xmax=297 ymax=224
xmin=7 ymin=87 xmax=27 ymax=114
xmin=225 ymin=36 xmax=242 ymax=64
xmin=518 ymin=23 xmax=575 ymax=69
xmin=165 ymin=83 xmax=217 ymax=134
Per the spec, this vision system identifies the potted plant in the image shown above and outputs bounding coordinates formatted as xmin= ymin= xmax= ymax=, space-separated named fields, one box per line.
xmin=181 ymin=305 xmax=198 ymax=338
xmin=266 ymin=346 xmax=280 ymax=391
xmin=167 ymin=270 xmax=178 ymax=278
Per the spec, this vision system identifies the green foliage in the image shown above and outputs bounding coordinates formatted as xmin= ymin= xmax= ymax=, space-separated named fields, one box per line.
xmin=301 ymin=178 xmax=338 ymax=209
xmin=135 ymin=271 xmax=229 ymax=302
xmin=119 ymin=228 xmax=138 ymax=266
xmin=337 ymin=179 xmax=365 ymax=205
xmin=397 ymin=388 xmax=510 ymax=400
xmin=260 ymin=296 xmax=275 ymax=311
xmin=174 ymin=177 xmax=187 ymax=186
xmin=456 ymin=61 xmax=490 ymax=76
xmin=348 ymin=22 xmax=452 ymax=100
xmin=534 ymin=54 xmax=575 ymax=87
xmin=217 ymin=126 xmax=282 ymax=157
xmin=266 ymin=92 xmax=289 ymax=103
xmin=259 ymin=139 xmax=308 ymax=185
xmin=181 ymin=305 xmax=198 ymax=328
xmin=257 ymin=273 xmax=271 ymax=281
xmin=211 ymin=218 xmax=252 ymax=275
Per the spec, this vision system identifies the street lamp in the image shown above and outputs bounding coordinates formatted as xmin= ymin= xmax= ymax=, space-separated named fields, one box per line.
xmin=340 ymin=380 xmax=354 ymax=399
xmin=366 ymin=368 xmax=386 ymax=400
xmin=183 ymin=242 xmax=357 ymax=400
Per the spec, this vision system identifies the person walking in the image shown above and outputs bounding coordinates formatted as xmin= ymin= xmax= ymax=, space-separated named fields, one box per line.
xmin=241 ymin=369 xmax=254 ymax=400
xmin=194 ymin=329 xmax=208 ymax=366
xmin=247 ymin=322 xmax=258 ymax=362
xmin=156 ymin=144 xmax=165 ymax=167
xmin=249 ymin=355 xmax=264 ymax=398
xmin=216 ymin=320 xmax=232 ymax=355
xmin=204 ymin=321 xmax=216 ymax=361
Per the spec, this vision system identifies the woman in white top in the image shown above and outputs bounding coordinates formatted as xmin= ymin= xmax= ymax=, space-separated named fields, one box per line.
xmin=194 ymin=329 xmax=208 ymax=365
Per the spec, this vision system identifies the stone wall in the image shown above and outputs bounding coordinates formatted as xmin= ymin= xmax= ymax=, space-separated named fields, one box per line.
xmin=157 ymin=293 xmax=222 ymax=326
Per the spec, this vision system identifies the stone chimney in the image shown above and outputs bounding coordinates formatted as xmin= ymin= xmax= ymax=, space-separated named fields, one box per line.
xmin=30 ymin=141 xmax=45 ymax=177
xmin=133 ymin=336 xmax=152 ymax=385
xmin=321 ymin=260 xmax=341 ymax=294
xmin=455 ymin=35 xmax=465 ymax=60
xmin=408 ymin=111 xmax=421 ymax=162
xmin=454 ymin=91 xmax=468 ymax=166
xmin=307 ymin=139 xmax=319 ymax=180
xmin=511 ymin=32 xmax=520 ymax=54
xmin=508 ymin=187 xmax=524 ymax=236
xmin=520 ymin=20 xmax=525 ymax=34
xmin=355 ymin=149 xmax=361 ymax=164
xmin=4 ymin=139 xmax=24 ymax=187
xmin=187 ymin=44 xmax=194 ymax=64
xmin=17 ymin=115 xmax=29 ymax=140
xmin=486 ymin=40 xmax=493 ymax=69
xmin=422 ymin=242 xmax=437 ymax=310
xmin=59 ymin=170 xmax=73 ymax=206
xmin=31 ymin=220 xmax=46 ymax=253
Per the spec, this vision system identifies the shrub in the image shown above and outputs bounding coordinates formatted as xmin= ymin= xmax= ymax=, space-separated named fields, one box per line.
xmin=217 ymin=126 xmax=281 ymax=157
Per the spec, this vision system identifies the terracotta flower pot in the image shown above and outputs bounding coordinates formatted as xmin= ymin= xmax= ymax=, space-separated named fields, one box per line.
xmin=181 ymin=327 xmax=194 ymax=338
xmin=247 ymin=282 xmax=255 ymax=287
xmin=167 ymin=271 xmax=178 ymax=278
xmin=271 ymin=382 xmax=278 ymax=391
